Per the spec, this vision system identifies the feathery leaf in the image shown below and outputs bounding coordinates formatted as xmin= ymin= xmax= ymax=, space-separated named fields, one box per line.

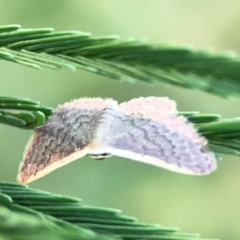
xmin=0 ymin=96 xmax=52 ymax=129
xmin=1 ymin=25 xmax=240 ymax=98
xmin=0 ymin=182 xmax=213 ymax=240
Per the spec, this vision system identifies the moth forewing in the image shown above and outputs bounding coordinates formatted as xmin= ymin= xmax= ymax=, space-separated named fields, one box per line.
xmin=17 ymin=97 xmax=217 ymax=184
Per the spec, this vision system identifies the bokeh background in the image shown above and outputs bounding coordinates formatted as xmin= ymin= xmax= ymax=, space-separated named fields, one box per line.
xmin=0 ymin=1 xmax=240 ymax=239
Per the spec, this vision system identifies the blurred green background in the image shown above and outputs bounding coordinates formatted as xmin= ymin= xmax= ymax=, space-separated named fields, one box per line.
xmin=0 ymin=1 xmax=240 ymax=239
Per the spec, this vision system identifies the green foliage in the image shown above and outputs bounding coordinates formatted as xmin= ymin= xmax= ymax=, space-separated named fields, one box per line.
xmin=0 ymin=96 xmax=52 ymax=129
xmin=1 ymin=24 xmax=239 ymax=240
xmin=1 ymin=25 xmax=240 ymax=98
xmin=0 ymin=185 xmax=116 ymax=240
xmin=0 ymin=182 xmax=211 ymax=240
xmin=181 ymin=112 xmax=240 ymax=157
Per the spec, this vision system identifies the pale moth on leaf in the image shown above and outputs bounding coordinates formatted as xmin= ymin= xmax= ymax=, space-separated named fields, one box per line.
xmin=17 ymin=97 xmax=217 ymax=184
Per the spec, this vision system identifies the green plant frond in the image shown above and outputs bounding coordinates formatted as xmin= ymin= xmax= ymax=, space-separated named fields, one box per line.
xmin=1 ymin=25 xmax=240 ymax=98
xmin=0 ymin=181 xmax=213 ymax=240
xmin=0 ymin=183 xmax=116 ymax=240
xmin=0 ymin=96 xmax=239 ymax=158
xmin=0 ymin=96 xmax=53 ymax=129
xmin=181 ymin=113 xmax=240 ymax=156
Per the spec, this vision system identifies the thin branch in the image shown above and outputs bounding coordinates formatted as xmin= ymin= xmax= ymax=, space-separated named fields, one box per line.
xmin=1 ymin=25 xmax=240 ymax=98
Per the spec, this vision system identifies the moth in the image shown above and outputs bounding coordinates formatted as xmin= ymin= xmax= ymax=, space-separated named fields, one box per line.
xmin=17 ymin=97 xmax=217 ymax=184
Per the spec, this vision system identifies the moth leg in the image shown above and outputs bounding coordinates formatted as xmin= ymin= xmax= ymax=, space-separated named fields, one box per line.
xmin=88 ymin=153 xmax=112 ymax=160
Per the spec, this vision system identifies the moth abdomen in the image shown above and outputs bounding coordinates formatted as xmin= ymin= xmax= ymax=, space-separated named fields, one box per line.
xmin=94 ymin=101 xmax=118 ymax=139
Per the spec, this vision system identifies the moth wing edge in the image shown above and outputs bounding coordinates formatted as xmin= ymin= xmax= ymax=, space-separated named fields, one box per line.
xmin=105 ymin=147 xmax=217 ymax=175
xmin=17 ymin=147 xmax=91 ymax=184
